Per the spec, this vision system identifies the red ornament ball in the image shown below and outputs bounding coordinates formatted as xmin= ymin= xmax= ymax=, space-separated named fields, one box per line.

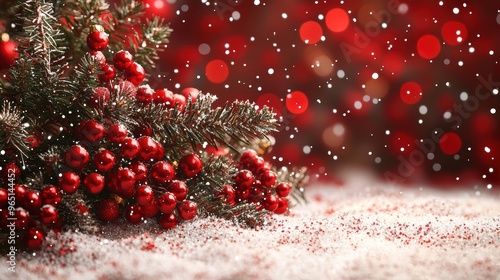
xmin=136 ymin=85 xmax=155 ymax=104
xmin=0 ymin=188 xmax=8 ymax=207
xmin=158 ymin=191 xmax=177 ymax=214
xmin=114 ymin=168 xmax=136 ymax=198
xmin=129 ymin=161 xmax=148 ymax=184
xmin=136 ymin=185 xmax=155 ymax=206
xmin=2 ymin=162 xmax=20 ymax=181
xmin=98 ymin=64 xmax=116 ymax=83
xmin=179 ymin=154 xmax=203 ymax=178
xmin=58 ymin=171 xmax=81 ymax=194
xmin=168 ymin=180 xmax=188 ymax=201
xmin=14 ymin=184 xmax=27 ymax=203
xmin=113 ymin=50 xmax=134 ymax=71
xmin=262 ymin=194 xmax=279 ymax=212
xmin=217 ymin=184 xmax=236 ymax=205
xmin=87 ymin=29 xmax=109 ymax=51
xmin=25 ymin=227 xmax=45 ymax=250
xmin=159 ymin=212 xmax=178 ymax=229
xmin=84 ymin=173 xmax=105 ymax=194
xmin=137 ymin=136 xmax=159 ymax=162
xmin=90 ymin=87 xmax=110 ymax=108
xmin=178 ymin=200 xmax=197 ymax=220
xmin=234 ymin=170 xmax=254 ymax=191
xmin=275 ymin=182 xmax=292 ymax=197
xmin=180 ymin=87 xmax=200 ymax=103
xmin=65 ymin=145 xmax=90 ymax=169
xmin=105 ymin=123 xmax=128 ymax=144
xmin=93 ymin=149 xmax=116 ymax=173
xmin=14 ymin=208 xmax=29 ymax=230
xmin=239 ymin=149 xmax=258 ymax=168
xmin=40 ymin=185 xmax=62 ymax=206
xmin=120 ymin=137 xmax=140 ymax=159
xmin=274 ymin=197 xmax=289 ymax=214
xmin=97 ymin=198 xmax=120 ymax=222
xmin=78 ymin=119 xmax=105 ymax=143
xmin=173 ymin=94 xmax=187 ymax=112
xmin=150 ymin=161 xmax=175 ymax=185
xmin=260 ymin=170 xmax=277 ymax=188
xmin=125 ymin=62 xmax=145 ymax=86
xmin=89 ymin=50 xmax=106 ymax=66
xmin=153 ymin=89 xmax=174 ymax=107
xmin=124 ymin=204 xmax=143 ymax=224
xmin=39 ymin=205 xmax=58 ymax=225
xmin=141 ymin=197 xmax=160 ymax=218
xmin=23 ymin=190 xmax=42 ymax=213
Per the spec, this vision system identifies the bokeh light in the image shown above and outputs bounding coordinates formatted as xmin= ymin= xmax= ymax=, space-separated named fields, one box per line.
xmin=400 ymin=81 xmax=423 ymax=104
xmin=439 ymin=132 xmax=462 ymax=155
xmin=325 ymin=8 xmax=349 ymax=33
xmin=441 ymin=21 xmax=468 ymax=46
xmin=286 ymin=91 xmax=309 ymax=114
xmin=205 ymin=59 xmax=229 ymax=83
xmin=417 ymin=34 xmax=441 ymax=59
xmin=299 ymin=21 xmax=323 ymax=44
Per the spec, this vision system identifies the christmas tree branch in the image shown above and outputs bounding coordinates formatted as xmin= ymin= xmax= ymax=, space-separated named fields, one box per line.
xmin=141 ymin=94 xmax=278 ymax=153
xmin=0 ymin=101 xmax=29 ymax=158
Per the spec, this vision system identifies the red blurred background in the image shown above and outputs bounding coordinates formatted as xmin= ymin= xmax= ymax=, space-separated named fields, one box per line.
xmin=1 ymin=0 xmax=499 ymax=189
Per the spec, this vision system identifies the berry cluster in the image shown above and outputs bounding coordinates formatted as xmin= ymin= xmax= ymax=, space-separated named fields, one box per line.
xmin=221 ymin=149 xmax=292 ymax=214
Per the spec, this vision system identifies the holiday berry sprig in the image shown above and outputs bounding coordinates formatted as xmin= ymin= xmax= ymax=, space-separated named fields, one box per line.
xmin=0 ymin=0 xmax=308 ymax=251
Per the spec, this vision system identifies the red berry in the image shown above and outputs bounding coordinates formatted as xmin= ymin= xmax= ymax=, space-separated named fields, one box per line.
xmin=178 ymin=200 xmax=197 ymax=220
xmin=262 ymin=194 xmax=279 ymax=212
xmin=235 ymin=188 xmax=250 ymax=201
xmin=13 ymin=184 xmax=27 ymax=204
xmin=141 ymin=197 xmax=159 ymax=218
xmin=89 ymin=50 xmax=106 ymax=66
xmin=168 ymin=180 xmax=188 ymax=201
xmin=248 ymin=182 xmax=264 ymax=204
xmin=133 ymin=124 xmax=153 ymax=138
xmin=25 ymin=227 xmax=45 ymax=250
xmin=260 ymin=170 xmax=277 ymax=188
xmin=173 ymin=94 xmax=187 ymax=112
xmin=156 ymin=144 xmax=165 ymax=160
xmin=153 ymin=89 xmax=174 ymax=107
xmin=179 ymin=154 xmax=203 ymax=178
xmin=65 ymin=145 xmax=90 ymax=169
xmin=118 ymin=80 xmax=137 ymax=97
xmin=239 ymin=149 xmax=258 ymax=168
xmin=217 ymin=184 xmax=236 ymax=205
xmin=93 ymin=149 xmax=116 ymax=172
xmin=14 ymin=208 xmax=29 ymax=230
xmin=97 ymin=198 xmax=120 ymax=222
xmin=90 ymin=87 xmax=110 ymax=108
xmin=87 ymin=30 xmax=109 ymax=51
xmin=180 ymin=87 xmax=200 ymax=103
xmin=84 ymin=173 xmax=105 ymax=194
xmin=158 ymin=212 xmax=177 ymax=229
xmin=23 ymin=190 xmax=42 ymax=213
xmin=98 ymin=63 xmax=116 ymax=83
xmin=124 ymin=204 xmax=143 ymax=224
xmin=113 ymin=50 xmax=134 ymax=71
xmin=150 ymin=161 xmax=175 ymax=185
xmin=234 ymin=170 xmax=254 ymax=191
xmin=0 ymin=188 xmax=7 ymax=207
xmin=114 ymin=168 xmax=136 ymax=197
xmin=129 ymin=161 xmax=148 ymax=184
xmin=249 ymin=156 xmax=267 ymax=174
xmin=2 ymin=162 xmax=20 ymax=182
xmin=79 ymin=120 xmax=105 ymax=144
xmin=136 ymin=85 xmax=155 ymax=104
xmin=275 ymin=182 xmax=291 ymax=197
xmin=158 ymin=192 xmax=177 ymax=214
xmin=274 ymin=197 xmax=289 ymax=214
xmin=120 ymin=137 xmax=140 ymax=159
xmin=136 ymin=185 xmax=154 ymax=206
xmin=137 ymin=136 xmax=159 ymax=162
xmin=58 ymin=171 xmax=81 ymax=194
xmin=39 ymin=205 xmax=58 ymax=225
xmin=125 ymin=62 xmax=145 ymax=86
xmin=40 ymin=185 xmax=62 ymax=206
xmin=105 ymin=123 xmax=128 ymax=144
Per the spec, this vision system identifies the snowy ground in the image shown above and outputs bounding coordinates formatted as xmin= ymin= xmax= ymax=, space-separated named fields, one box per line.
xmin=3 ymin=177 xmax=500 ymax=280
